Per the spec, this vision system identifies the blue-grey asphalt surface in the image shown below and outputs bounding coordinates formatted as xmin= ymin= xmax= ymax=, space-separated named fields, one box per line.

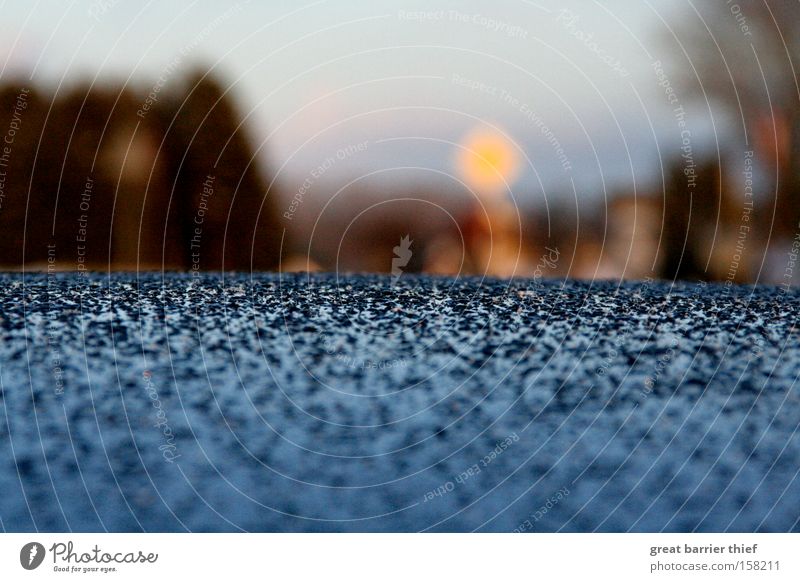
xmin=0 ymin=273 xmax=798 ymax=532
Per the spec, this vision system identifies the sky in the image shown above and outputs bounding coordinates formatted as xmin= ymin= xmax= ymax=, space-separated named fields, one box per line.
xmin=0 ymin=0 xmax=716 ymax=204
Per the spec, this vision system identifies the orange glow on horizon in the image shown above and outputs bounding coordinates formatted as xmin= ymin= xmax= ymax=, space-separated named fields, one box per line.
xmin=456 ymin=128 xmax=521 ymax=194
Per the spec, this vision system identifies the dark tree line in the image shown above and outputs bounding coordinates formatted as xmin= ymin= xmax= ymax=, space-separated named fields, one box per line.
xmin=0 ymin=70 xmax=281 ymax=272
xmin=660 ymin=0 xmax=800 ymax=282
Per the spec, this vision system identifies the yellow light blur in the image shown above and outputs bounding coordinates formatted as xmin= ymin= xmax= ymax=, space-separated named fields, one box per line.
xmin=457 ymin=128 xmax=521 ymax=193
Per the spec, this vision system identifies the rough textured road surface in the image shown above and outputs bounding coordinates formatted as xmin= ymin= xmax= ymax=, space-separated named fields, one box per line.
xmin=1 ymin=273 xmax=798 ymax=532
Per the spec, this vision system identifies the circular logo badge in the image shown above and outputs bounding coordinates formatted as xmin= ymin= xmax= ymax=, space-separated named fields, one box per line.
xmin=20 ymin=542 xmax=46 ymax=570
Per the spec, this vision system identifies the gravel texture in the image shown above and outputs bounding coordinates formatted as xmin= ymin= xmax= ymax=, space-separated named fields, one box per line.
xmin=0 ymin=272 xmax=798 ymax=532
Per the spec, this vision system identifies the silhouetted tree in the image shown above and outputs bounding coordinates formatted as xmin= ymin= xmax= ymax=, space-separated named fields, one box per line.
xmin=0 ymin=68 xmax=282 ymax=272
xmin=0 ymin=85 xmax=46 ymax=266
xmin=157 ymin=69 xmax=281 ymax=272
xmin=669 ymin=1 xmax=800 ymax=243
xmin=661 ymin=160 xmax=723 ymax=281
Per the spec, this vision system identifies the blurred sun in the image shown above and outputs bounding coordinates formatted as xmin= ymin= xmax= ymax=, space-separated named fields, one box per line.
xmin=457 ymin=128 xmax=521 ymax=193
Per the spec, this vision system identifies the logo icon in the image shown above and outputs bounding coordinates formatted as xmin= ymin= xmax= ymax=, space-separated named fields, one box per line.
xmin=20 ymin=542 xmax=45 ymax=570
xmin=391 ymin=235 xmax=413 ymax=286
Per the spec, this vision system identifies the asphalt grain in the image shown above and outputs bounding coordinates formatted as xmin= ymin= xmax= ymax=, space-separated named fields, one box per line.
xmin=0 ymin=273 xmax=798 ymax=532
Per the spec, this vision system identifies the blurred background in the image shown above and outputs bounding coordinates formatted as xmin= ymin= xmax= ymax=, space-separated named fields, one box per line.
xmin=0 ymin=0 xmax=798 ymax=283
